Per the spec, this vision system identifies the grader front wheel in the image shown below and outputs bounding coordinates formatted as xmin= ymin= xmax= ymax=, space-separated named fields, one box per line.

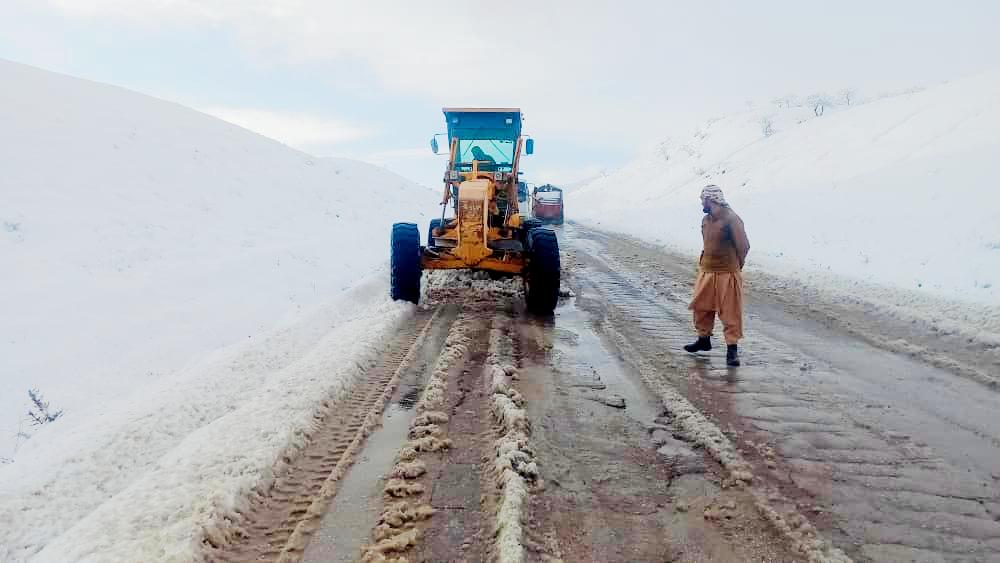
xmin=390 ymin=222 xmax=421 ymax=304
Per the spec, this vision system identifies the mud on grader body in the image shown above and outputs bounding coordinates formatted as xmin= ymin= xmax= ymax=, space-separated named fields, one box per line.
xmin=390 ymin=108 xmax=560 ymax=314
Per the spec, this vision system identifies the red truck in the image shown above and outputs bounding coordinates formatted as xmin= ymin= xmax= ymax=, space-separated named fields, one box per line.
xmin=531 ymin=184 xmax=564 ymax=225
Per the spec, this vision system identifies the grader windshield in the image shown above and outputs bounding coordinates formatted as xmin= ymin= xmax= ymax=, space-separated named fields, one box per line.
xmin=457 ymin=139 xmax=514 ymax=167
xmin=443 ymin=108 xmax=521 ymax=171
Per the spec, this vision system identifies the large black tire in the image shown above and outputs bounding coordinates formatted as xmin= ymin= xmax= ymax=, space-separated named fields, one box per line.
xmin=391 ymin=223 xmax=421 ymax=304
xmin=522 ymin=218 xmax=543 ymax=231
xmin=520 ymin=218 xmax=543 ymax=244
xmin=428 ymin=218 xmax=443 ymax=248
xmin=525 ymin=228 xmax=560 ymax=314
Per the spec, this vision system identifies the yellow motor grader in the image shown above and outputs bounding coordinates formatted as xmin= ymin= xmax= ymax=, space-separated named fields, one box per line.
xmin=390 ymin=108 xmax=560 ymax=313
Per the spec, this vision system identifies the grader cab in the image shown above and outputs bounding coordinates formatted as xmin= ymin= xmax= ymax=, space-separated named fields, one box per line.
xmin=390 ymin=108 xmax=560 ymax=313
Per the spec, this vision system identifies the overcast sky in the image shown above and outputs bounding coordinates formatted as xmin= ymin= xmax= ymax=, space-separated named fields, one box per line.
xmin=3 ymin=0 xmax=999 ymax=187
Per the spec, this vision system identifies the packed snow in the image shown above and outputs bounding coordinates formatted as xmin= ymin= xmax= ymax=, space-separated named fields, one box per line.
xmin=0 ymin=59 xmax=433 ymax=560
xmin=572 ymin=71 xmax=1000 ymax=307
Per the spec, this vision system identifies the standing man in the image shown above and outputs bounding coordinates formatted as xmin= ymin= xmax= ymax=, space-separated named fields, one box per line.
xmin=684 ymin=185 xmax=750 ymax=366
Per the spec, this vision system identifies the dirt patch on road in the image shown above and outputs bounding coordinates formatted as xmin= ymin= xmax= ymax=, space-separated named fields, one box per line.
xmin=515 ymin=308 xmax=802 ymax=562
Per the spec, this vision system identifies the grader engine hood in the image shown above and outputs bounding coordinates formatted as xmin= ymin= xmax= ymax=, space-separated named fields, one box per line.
xmin=455 ymin=179 xmax=492 ymax=265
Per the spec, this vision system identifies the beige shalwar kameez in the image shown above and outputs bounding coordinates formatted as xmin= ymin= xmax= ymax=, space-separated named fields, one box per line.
xmin=688 ymin=207 xmax=750 ymax=345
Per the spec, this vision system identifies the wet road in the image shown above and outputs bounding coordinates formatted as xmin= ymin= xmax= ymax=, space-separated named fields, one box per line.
xmin=564 ymin=223 xmax=1000 ymax=562
xmin=517 ymin=297 xmax=798 ymax=562
xmin=216 ymin=223 xmax=1000 ymax=563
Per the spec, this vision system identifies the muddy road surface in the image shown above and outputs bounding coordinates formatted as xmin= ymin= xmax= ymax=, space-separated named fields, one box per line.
xmin=210 ymin=223 xmax=1000 ymax=563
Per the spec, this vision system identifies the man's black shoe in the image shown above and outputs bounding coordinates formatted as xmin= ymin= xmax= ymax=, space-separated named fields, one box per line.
xmin=684 ymin=336 xmax=712 ymax=353
xmin=726 ymin=344 xmax=741 ymax=367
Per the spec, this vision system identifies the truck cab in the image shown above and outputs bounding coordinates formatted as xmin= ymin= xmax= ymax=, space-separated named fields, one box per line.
xmin=532 ymin=184 xmax=564 ymax=225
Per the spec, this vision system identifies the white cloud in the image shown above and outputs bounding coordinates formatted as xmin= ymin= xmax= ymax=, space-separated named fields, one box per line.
xmin=45 ymin=0 xmax=237 ymax=22
xmin=35 ymin=0 xmax=1000 ymax=150
xmin=35 ymin=0 xmax=669 ymax=141
xmin=200 ymin=106 xmax=370 ymax=149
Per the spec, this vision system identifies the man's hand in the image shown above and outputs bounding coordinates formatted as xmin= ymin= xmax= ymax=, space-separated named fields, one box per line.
xmin=730 ymin=216 xmax=750 ymax=266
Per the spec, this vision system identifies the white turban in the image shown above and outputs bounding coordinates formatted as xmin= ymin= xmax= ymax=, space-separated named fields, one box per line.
xmin=701 ymin=184 xmax=728 ymax=206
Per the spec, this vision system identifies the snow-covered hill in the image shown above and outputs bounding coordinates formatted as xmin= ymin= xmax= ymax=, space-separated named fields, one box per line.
xmin=572 ymin=72 xmax=1000 ymax=306
xmin=0 ymin=59 xmax=432 ymax=560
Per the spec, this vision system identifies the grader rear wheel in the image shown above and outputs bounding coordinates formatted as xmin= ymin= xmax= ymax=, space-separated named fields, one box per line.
xmin=525 ymin=228 xmax=560 ymax=314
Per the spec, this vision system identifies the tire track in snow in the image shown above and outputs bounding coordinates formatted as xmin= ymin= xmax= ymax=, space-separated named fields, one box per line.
xmin=359 ymin=312 xmax=482 ymax=562
xmin=210 ymin=308 xmax=444 ymax=562
xmin=357 ymin=305 xmax=542 ymax=563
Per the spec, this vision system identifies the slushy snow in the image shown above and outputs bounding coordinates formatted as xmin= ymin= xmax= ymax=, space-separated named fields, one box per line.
xmin=0 ymin=59 xmax=433 ymax=561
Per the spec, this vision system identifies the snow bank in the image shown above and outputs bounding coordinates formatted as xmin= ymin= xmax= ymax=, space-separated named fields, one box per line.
xmin=0 ymin=59 xmax=433 ymax=560
xmin=572 ymin=71 xmax=1000 ymax=307
xmin=21 ymin=281 xmax=410 ymax=562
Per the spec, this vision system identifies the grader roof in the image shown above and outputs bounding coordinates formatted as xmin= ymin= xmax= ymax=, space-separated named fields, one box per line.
xmin=442 ymin=107 xmax=522 ymax=141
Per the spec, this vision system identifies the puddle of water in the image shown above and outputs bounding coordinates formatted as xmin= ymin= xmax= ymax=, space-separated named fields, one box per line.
xmin=552 ymin=297 xmax=662 ymax=425
xmin=301 ymin=308 xmax=459 ymax=562
xmin=301 ymin=398 xmax=421 ymax=563
xmin=397 ymin=385 xmax=420 ymax=410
